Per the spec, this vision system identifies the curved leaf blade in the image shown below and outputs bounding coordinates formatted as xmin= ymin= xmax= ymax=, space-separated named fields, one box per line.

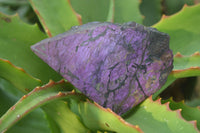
xmin=29 ymin=0 xmax=81 ymax=37
xmin=0 ymin=13 xmax=62 ymax=83
xmin=42 ymin=101 xmax=89 ymax=133
xmin=162 ymin=98 xmax=200 ymax=131
xmin=113 ymin=0 xmax=142 ymax=23
xmin=0 ymin=79 xmax=142 ymax=133
xmin=0 ymin=80 xmax=87 ymax=132
xmin=153 ymin=4 xmax=200 ymax=97
xmin=124 ymin=97 xmax=198 ymax=133
xmin=140 ymin=0 xmax=162 ymax=26
xmin=69 ymin=100 xmax=142 ymax=133
xmin=0 ymin=58 xmax=41 ymax=93
xmin=154 ymin=4 xmax=200 ymax=56
xmin=0 ymin=79 xmax=55 ymax=133
xmin=6 ymin=109 xmax=52 ymax=133
xmin=70 ymin=0 xmax=110 ymax=24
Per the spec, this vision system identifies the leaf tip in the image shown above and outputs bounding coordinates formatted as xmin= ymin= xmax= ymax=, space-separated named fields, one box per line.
xmin=161 ymin=14 xmax=169 ymax=20
xmin=29 ymin=0 xmax=52 ymax=37
xmin=57 ymin=91 xmax=66 ymax=97
xmin=67 ymin=0 xmax=82 ymax=25
xmin=192 ymin=51 xmax=200 ymax=56
xmin=174 ymin=52 xmax=184 ymax=58
xmin=183 ymin=4 xmax=189 ymax=9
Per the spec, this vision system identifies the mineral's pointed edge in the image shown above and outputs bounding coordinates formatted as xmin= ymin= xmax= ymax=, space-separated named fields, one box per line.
xmin=31 ymin=22 xmax=173 ymax=115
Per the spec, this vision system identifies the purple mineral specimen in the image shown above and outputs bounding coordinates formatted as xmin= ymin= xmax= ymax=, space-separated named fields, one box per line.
xmin=31 ymin=22 xmax=173 ymax=115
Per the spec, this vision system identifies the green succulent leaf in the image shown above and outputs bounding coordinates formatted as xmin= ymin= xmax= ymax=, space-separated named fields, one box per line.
xmin=154 ymin=4 xmax=200 ymax=56
xmin=0 ymin=58 xmax=41 ymax=93
xmin=70 ymin=0 xmax=110 ymax=24
xmin=112 ymin=0 xmax=142 ymax=23
xmin=0 ymin=79 xmax=142 ymax=133
xmin=153 ymin=53 xmax=200 ymax=98
xmin=70 ymin=0 xmax=142 ymax=24
xmin=69 ymin=100 xmax=142 ymax=133
xmin=162 ymin=98 xmax=200 ymax=131
xmin=6 ymin=109 xmax=52 ymax=133
xmin=173 ymin=53 xmax=200 ymax=71
xmin=124 ymin=97 xmax=199 ymax=133
xmin=140 ymin=0 xmax=162 ymax=26
xmin=29 ymin=0 xmax=81 ymax=37
xmin=0 ymin=79 xmax=19 ymax=116
xmin=0 ymin=80 xmax=79 ymax=132
xmin=42 ymin=101 xmax=90 ymax=133
xmin=163 ymin=0 xmax=194 ymax=15
xmin=0 ymin=13 xmax=62 ymax=83
xmin=153 ymin=4 xmax=200 ymax=98
xmin=0 ymin=79 xmax=55 ymax=133
xmin=0 ymin=0 xmax=27 ymax=5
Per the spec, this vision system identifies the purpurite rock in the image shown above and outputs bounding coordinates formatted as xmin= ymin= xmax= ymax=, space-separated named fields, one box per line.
xmin=31 ymin=22 xmax=173 ymax=115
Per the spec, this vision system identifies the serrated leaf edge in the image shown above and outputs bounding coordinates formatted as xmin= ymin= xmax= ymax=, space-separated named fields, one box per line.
xmin=0 ymin=80 xmax=83 ymax=132
xmin=90 ymin=101 xmax=143 ymax=133
xmin=68 ymin=0 xmax=82 ymax=25
xmin=0 ymin=12 xmax=43 ymax=31
xmin=170 ymin=51 xmax=200 ymax=77
xmin=174 ymin=51 xmax=200 ymax=58
xmin=0 ymin=58 xmax=42 ymax=90
xmin=163 ymin=97 xmax=200 ymax=131
xmin=153 ymin=4 xmax=196 ymax=27
xmin=150 ymin=96 xmax=199 ymax=132
xmin=28 ymin=0 xmax=52 ymax=37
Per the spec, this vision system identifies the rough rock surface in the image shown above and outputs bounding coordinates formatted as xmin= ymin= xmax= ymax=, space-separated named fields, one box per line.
xmin=31 ymin=22 xmax=173 ymax=115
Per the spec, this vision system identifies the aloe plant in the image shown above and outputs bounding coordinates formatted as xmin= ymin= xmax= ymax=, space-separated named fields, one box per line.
xmin=0 ymin=0 xmax=200 ymax=132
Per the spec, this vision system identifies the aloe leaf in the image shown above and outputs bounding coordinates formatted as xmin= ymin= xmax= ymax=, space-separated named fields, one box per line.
xmin=28 ymin=0 xmax=81 ymax=37
xmin=0 ymin=81 xmax=18 ymax=116
xmin=124 ymin=97 xmax=198 ymax=133
xmin=0 ymin=79 xmax=143 ymax=132
xmin=0 ymin=79 xmax=54 ymax=133
xmin=153 ymin=4 xmax=200 ymax=97
xmin=0 ymin=0 xmax=27 ymax=5
xmin=140 ymin=0 xmax=162 ymax=26
xmin=69 ymin=100 xmax=142 ymax=133
xmin=154 ymin=4 xmax=200 ymax=56
xmin=153 ymin=53 xmax=200 ymax=98
xmin=112 ymin=0 xmax=142 ymax=23
xmin=0 ymin=13 xmax=62 ymax=83
xmin=42 ymin=101 xmax=90 ymax=133
xmin=163 ymin=0 xmax=194 ymax=15
xmin=0 ymin=80 xmax=86 ymax=132
xmin=173 ymin=53 xmax=200 ymax=71
xmin=70 ymin=0 xmax=110 ymax=24
xmin=162 ymin=98 xmax=200 ymax=131
xmin=0 ymin=58 xmax=41 ymax=93
xmin=6 ymin=109 xmax=52 ymax=133
xmin=69 ymin=0 xmax=142 ymax=24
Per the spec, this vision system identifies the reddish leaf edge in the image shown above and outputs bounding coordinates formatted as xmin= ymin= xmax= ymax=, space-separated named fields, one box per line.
xmin=68 ymin=0 xmax=82 ymax=25
xmin=0 ymin=12 xmax=41 ymax=30
xmin=0 ymin=80 xmax=143 ymax=132
xmin=28 ymin=0 xmax=53 ymax=37
xmin=171 ymin=51 xmax=200 ymax=77
xmin=29 ymin=0 xmax=83 ymax=37
xmin=161 ymin=97 xmax=200 ymax=131
xmin=0 ymin=58 xmax=42 ymax=93
xmin=0 ymin=80 xmax=84 ymax=132
xmin=153 ymin=4 xmax=195 ymax=27
xmin=106 ymin=0 xmax=115 ymax=22
xmin=149 ymin=96 xmax=199 ymax=132
xmin=90 ymin=101 xmax=143 ymax=133
xmin=0 ymin=58 xmax=35 ymax=77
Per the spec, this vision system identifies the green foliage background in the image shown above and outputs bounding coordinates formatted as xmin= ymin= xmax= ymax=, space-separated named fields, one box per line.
xmin=0 ymin=0 xmax=200 ymax=132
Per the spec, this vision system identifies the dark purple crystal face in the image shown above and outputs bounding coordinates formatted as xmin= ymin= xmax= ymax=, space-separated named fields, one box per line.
xmin=31 ymin=22 xmax=173 ymax=115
